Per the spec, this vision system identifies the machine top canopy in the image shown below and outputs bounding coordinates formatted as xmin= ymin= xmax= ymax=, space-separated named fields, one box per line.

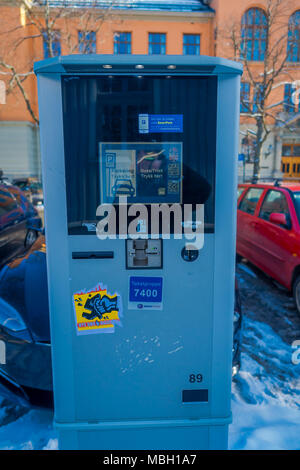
xmin=34 ymin=54 xmax=243 ymax=76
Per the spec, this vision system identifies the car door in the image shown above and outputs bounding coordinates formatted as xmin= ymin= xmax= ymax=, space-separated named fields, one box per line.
xmin=237 ymin=187 xmax=264 ymax=262
xmin=253 ymin=189 xmax=294 ymax=285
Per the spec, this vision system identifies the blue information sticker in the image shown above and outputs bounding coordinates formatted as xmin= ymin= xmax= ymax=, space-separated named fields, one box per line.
xmin=138 ymin=114 xmax=183 ymax=134
xmin=129 ymin=276 xmax=163 ymax=310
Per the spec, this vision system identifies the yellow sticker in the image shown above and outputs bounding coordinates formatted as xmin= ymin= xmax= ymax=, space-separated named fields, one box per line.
xmin=73 ymin=284 xmax=122 ymax=335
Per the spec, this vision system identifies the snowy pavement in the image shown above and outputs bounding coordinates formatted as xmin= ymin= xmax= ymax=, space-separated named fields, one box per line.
xmin=0 ymin=261 xmax=299 ymax=450
xmin=230 ymin=262 xmax=300 ymax=450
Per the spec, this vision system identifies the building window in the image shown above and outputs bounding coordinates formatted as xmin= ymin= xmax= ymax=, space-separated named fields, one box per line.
xmin=253 ymin=83 xmax=264 ymax=113
xmin=183 ymin=34 xmax=200 ymax=55
xmin=282 ymin=143 xmax=300 ymax=157
xmin=43 ymin=30 xmax=61 ymax=58
xmin=240 ymin=82 xmax=250 ymax=113
xmin=78 ymin=31 xmax=96 ymax=54
xmin=114 ymin=32 xmax=131 ymax=54
xmin=284 ymin=83 xmax=299 ymax=113
xmin=287 ymin=11 xmax=300 ymax=62
xmin=281 ymin=143 xmax=300 ymax=178
xmin=241 ymin=8 xmax=267 ymax=61
xmin=148 ymin=33 xmax=166 ymax=55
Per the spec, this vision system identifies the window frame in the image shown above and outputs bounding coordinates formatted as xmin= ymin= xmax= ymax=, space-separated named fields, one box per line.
xmin=258 ymin=189 xmax=291 ymax=229
xmin=283 ymin=83 xmax=299 ymax=113
xmin=43 ymin=30 xmax=61 ymax=58
xmin=238 ymin=187 xmax=264 ymax=216
xmin=183 ymin=34 xmax=200 ymax=56
xmin=240 ymin=82 xmax=250 ymax=113
xmin=282 ymin=143 xmax=300 ymax=157
xmin=287 ymin=11 xmax=300 ymax=63
xmin=78 ymin=31 xmax=97 ymax=54
xmin=61 ymin=74 xmax=218 ymax=235
xmin=148 ymin=33 xmax=166 ymax=55
xmin=241 ymin=8 xmax=267 ymax=62
xmin=114 ymin=32 xmax=132 ymax=54
xmin=237 ymin=187 xmax=246 ymax=201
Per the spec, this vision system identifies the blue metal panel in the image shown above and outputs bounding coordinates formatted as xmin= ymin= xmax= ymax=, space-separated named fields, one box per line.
xmin=36 ymin=73 xmax=76 ymax=422
xmin=211 ymin=73 xmax=241 ymax=419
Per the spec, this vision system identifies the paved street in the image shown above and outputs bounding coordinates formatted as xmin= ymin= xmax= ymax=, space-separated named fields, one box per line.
xmin=237 ymin=262 xmax=300 ymax=347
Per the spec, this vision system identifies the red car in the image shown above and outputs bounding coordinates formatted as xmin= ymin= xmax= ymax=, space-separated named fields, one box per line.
xmin=237 ymin=181 xmax=300 ymax=314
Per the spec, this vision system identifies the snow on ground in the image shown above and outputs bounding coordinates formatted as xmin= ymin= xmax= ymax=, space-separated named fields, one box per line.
xmin=230 ymin=317 xmax=300 ymax=450
xmin=0 ymin=261 xmax=299 ymax=450
xmin=230 ymin=263 xmax=300 ymax=450
xmin=0 ymin=399 xmax=56 ymax=450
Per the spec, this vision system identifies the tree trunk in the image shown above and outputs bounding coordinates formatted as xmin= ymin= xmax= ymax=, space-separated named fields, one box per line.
xmin=252 ymin=118 xmax=264 ymax=181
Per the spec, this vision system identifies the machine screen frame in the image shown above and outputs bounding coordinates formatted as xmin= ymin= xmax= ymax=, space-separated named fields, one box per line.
xmin=61 ymin=74 xmax=217 ymax=235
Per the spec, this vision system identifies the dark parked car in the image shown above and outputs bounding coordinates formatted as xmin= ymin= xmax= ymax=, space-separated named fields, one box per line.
xmin=0 ymin=237 xmax=242 ymax=406
xmin=12 ymin=177 xmax=44 ymax=208
xmin=0 ymin=184 xmax=42 ymax=269
xmin=0 ymin=236 xmax=52 ymax=406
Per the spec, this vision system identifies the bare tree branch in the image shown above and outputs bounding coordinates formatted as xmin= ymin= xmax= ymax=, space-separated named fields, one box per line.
xmin=0 ymin=0 xmax=117 ymax=119
xmin=0 ymin=61 xmax=38 ymax=123
xmin=222 ymin=0 xmax=297 ymax=179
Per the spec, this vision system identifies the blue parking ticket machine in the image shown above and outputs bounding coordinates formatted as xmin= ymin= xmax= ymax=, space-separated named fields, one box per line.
xmin=34 ymin=55 xmax=242 ymax=450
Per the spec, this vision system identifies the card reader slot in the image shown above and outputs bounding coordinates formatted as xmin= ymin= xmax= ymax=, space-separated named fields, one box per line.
xmin=182 ymin=389 xmax=208 ymax=403
xmin=72 ymin=251 xmax=114 ymax=260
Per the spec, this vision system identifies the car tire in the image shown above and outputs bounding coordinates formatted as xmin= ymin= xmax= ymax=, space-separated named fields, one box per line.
xmin=293 ymin=275 xmax=300 ymax=316
xmin=25 ymin=229 xmax=37 ymax=248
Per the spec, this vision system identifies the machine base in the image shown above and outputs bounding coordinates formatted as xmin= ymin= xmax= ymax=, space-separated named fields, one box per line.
xmin=55 ymin=416 xmax=231 ymax=450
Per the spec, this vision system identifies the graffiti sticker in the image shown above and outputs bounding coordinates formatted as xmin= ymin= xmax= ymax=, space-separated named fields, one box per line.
xmin=73 ymin=284 xmax=122 ymax=335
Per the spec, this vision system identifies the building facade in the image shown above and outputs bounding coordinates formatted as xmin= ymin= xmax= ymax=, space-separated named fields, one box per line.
xmin=0 ymin=0 xmax=300 ymax=181
xmin=212 ymin=0 xmax=300 ymax=182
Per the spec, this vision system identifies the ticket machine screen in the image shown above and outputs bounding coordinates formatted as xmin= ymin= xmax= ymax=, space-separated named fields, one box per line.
xmin=62 ymin=75 xmax=217 ymax=234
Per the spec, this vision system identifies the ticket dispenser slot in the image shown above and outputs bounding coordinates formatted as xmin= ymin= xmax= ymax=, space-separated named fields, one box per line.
xmin=126 ymin=239 xmax=162 ymax=269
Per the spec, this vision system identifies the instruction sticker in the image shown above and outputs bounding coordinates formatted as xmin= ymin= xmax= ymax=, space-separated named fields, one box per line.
xmin=138 ymin=114 xmax=183 ymax=134
xmin=129 ymin=276 xmax=163 ymax=310
xmin=100 ymin=142 xmax=182 ymax=204
xmin=73 ymin=284 xmax=122 ymax=335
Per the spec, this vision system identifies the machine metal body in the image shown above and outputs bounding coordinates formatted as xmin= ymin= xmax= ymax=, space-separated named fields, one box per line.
xmin=34 ymin=55 xmax=242 ymax=450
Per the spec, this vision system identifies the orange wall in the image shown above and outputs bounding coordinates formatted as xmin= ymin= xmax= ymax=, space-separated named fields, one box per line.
xmin=211 ymin=0 xmax=299 ymax=59
xmin=0 ymin=6 xmax=38 ymax=122
xmin=1 ymin=2 xmax=300 ymax=125
xmin=211 ymin=0 xmax=300 ymax=125
xmin=0 ymin=6 xmax=214 ymax=123
xmin=88 ymin=17 xmax=213 ymax=56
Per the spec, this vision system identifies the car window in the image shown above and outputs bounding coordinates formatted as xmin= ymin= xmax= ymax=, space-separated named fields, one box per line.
xmin=293 ymin=192 xmax=300 ymax=223
xmin=239 ymin=188 xmax=264 ymax=215
xmin=0 ymin=188 xmax=18 ymax=217
xmin=14 ymin=181 xmax=27 ymax=190
xmin=30 ymin=182 xmax=42 ymax=192
xmin=259 ymin=190 xmax=290 ymax=224
xmin=237 ymin=187 xmax=245 ymax=200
